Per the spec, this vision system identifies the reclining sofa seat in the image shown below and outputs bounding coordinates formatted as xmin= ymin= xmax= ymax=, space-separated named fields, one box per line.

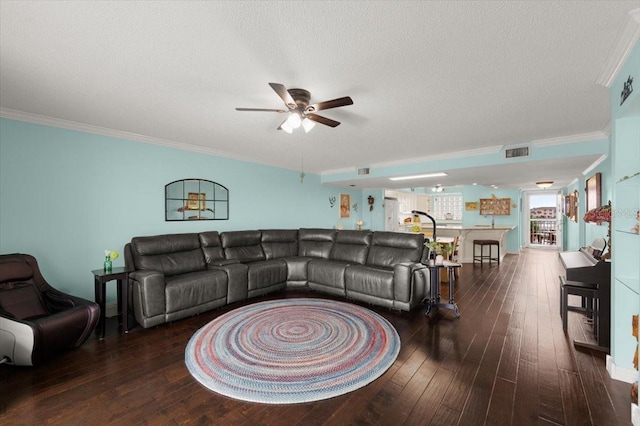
xmin=260 ymin=229 xmax=305 ymax=287
xmin=126 ymin=233 xmax=228 ymax=328
xmin=307 ymin=229 xmax=370 ymax=296
xmin=125 ymin=228 xmax=430 ymax=329
xmin=220 ymin=230 xmax=287 ymax=298
xmin=346 ymin=231 xmax=428 ymax=311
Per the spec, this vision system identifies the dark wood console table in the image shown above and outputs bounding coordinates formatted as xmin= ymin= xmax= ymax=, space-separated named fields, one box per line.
xmin=91 ymin=267 xmax=131 ymax=339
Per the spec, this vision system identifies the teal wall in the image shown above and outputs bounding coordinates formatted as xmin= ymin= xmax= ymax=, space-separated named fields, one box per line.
xmin=0 ymin=118 xmax=365 ymax=302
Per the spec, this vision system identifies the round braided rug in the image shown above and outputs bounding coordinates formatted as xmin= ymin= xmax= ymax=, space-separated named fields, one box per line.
xmin=185 ymin=298 xmax=400 ymax=404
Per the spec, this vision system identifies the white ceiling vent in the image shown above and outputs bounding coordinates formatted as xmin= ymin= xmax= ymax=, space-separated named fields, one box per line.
xmin=505 ymin=146 xmax=529 ymax=159
xmin=357 ymin=167 xmax=370 ymax=176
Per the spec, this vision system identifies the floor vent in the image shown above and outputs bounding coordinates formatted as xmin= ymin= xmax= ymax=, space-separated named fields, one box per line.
xmin=505 ymin=146 xmax=529 ymax=158
xmin=357 ymin=167 xmax=370 ymax=175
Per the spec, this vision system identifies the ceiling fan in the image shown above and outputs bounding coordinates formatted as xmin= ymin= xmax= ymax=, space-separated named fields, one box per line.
xmin=236 ymin=83 xmax=353 ymax=133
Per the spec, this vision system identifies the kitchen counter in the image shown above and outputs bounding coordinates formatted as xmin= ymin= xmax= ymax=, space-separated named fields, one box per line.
xmin=437 ymin=225 xmax=516 ymax=263
xmin=405 ymin=224 xmax=516 ymax=263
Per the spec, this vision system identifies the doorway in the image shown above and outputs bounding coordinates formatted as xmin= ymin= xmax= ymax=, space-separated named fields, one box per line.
xmin=525 ymin=191 xmax=562 ymax=250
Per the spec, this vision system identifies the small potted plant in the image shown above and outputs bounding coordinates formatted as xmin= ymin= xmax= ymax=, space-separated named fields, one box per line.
xmin=425 ymin=241 xmax=453 ymax=264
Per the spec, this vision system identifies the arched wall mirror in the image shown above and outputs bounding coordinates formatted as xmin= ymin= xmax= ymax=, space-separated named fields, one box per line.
xmin=165 ymin=179 xmax=229 ymax=221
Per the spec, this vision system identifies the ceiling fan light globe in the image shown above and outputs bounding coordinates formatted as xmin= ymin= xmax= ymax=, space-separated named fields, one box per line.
xmin=280 ymin=122 xmax=293 ymax=133
xmin=302 ymin=118 xmax=316 ymax=133
xmin=286 ymin=113 xmax=302 ymax=129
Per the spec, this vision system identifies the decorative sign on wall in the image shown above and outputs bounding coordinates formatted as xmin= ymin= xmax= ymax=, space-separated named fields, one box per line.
xmin=339 ymin=194 xmax=351 ymax=218
xmin=621 ymin=75 xmax=633 ymax=106
xmin=585 ymin=172 xmax=601 ymax=211
xmin=465 ymin=201 xmax=478 ymax=211
xmin=479 ymin=197 xmax=511 ymax=216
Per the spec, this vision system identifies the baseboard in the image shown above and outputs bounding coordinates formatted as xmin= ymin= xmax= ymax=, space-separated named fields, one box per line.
xmin=606 ymin=355 xmax=638 ymax=383
xmin=105 ymin=302 xmax=118 ymax=318
xmin=632 ymin=403 xmax=640 ymax=426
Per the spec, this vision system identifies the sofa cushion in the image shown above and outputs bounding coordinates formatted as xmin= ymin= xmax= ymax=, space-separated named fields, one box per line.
xmin=199 ymin=231 xmax=225 ymax=263
xmin=307 ymin=259 xmax=348 ymax=291
xmin=298 ymin=228 xmax=336 ymax=258
xmin=366 ymin=232 xmax=424 ymax=268
xmin=164 ymin=270 xmax=227 ymax=314
xmin=131 ymin=234 xmax=206 ymax=276
xmin=261 ymin=229 xmax=298 ymax=259
xmin=221 ymin=230 xmax=265 ymax=263
xmin=247 ymin=260 xmax=287 ymax=291
xmin=345 ymin=265 xmax=394 ymax=299
xmin=330 ymin=230 xmax=371 ymax=264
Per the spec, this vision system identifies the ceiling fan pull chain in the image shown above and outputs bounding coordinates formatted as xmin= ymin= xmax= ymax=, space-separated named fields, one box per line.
xmin=300 ymin=136 xmax=305 ymax=183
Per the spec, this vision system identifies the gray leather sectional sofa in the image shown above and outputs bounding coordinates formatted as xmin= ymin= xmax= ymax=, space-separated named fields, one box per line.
xmin=124 ymin=229 xmax=430 ymax=328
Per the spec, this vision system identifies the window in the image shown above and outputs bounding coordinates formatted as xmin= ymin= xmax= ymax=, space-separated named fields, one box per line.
xmin=432 ymin=193 xmax=463 ymax=221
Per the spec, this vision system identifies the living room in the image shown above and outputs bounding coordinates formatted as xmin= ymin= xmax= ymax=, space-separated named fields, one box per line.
xmin=1 ymin=2 xmax=639 ymax=424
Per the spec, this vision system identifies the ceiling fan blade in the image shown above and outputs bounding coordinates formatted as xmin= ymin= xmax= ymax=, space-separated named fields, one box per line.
xmin=269 ymin=82 xmax=296 ymax=109
xmin=235 ymin=107 xmax=287 ymax=113
xmin=306 ymin=113 xmax=341 ymax=128
xmin=306 ymin=96 xmax=353 ymax=113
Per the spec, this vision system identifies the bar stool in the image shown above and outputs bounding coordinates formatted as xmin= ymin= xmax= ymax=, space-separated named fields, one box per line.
xmin=473 ymin=240 xmax=500 ymax=265
xmin=559 ymin=275 xmax=599 ymax=335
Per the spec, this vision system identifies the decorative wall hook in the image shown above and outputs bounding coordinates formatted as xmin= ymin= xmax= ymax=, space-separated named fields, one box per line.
xmin=368 ymin=195 xmax=375 ymax=211
xmin=621 ymin=75 xmax=633 ymax=106
xmin=329 ymin=196 xmax=336 ymax=208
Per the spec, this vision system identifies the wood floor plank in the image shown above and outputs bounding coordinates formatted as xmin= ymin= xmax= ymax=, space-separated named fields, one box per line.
xmin=558 ymin=368 xmax=592 ymax=426
xmin=485 ymin=377 xmax=516 ymax=426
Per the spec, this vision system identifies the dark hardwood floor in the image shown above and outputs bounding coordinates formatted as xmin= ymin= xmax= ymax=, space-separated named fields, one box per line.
xmin=0 ymin=249 xmax=632 ymax=425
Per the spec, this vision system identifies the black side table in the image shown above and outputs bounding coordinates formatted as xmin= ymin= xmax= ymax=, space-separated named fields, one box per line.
xmin=91 ymin=267 xmax=131 ymax=339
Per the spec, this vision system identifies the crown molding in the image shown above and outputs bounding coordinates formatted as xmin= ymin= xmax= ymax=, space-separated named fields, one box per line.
xmin=532 ymin=130 xmax=609 ymax=147
xmin=597 ymin=8 xmax=640 ymax=87
xmin=582 ymin=154 xmax=608 ymax=176
xmin=0 ymin=108 xmax=291 ymax=171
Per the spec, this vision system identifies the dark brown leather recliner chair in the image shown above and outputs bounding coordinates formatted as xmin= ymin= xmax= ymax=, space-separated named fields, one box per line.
xmin=0 ymin=253 xmax=100 ymax=366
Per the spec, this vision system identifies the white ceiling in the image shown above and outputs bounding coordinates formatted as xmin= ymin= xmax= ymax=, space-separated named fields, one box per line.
xmin=1 ymin=1 xmax=639 ymax=191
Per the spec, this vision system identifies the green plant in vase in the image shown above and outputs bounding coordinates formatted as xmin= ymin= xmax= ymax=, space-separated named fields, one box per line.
xmin=104 ymin=249 xmax=119 ymax=272
xmin=425 ymin=241 xmax=454 ymax=260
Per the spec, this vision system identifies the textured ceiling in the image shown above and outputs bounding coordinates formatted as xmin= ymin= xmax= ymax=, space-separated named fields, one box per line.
xmin=1 ymin=1 xmax=639 ymax=190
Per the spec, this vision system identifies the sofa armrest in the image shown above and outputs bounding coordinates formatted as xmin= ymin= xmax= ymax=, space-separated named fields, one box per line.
xmin=208 ymin=263 xmax=248 ymax=304
xmin=129 ymin=270 xmax=166 ymax=319
xmin=393 ymin=262 xmax=427 ymax=303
